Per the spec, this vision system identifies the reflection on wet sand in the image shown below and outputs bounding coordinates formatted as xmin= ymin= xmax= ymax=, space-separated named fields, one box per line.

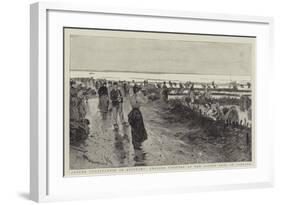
xmin=113 ymin=128 xmax=129 ymax=166
xmin=134 ymin=148 xmax=146 ymax=166
xmin=113 ymin=125 xmax=147 ymax=167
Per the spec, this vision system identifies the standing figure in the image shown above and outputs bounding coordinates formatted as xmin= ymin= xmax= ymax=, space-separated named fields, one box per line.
xmin=123 ymin=82 xmax=128 ymax=97
xmin=76 ymin=87 xmax=87 ymax=120
xmin=95 ymin=80 xmax=101 ymax=90
xmin=110 ymin=82 xmax=127 ymax=130
xmin=189 ymin=83 xmax=195 ymax=104
xmin=128 ymin=85 xmax=148 ymax=151
xmin=77 ymin=96 xmax=87 ymax=120
xmin=107 ymin=81 xmax=113 ymax=113
xmin=98 ymin=82 xmax=109 ymax=119
xmin=161 ymin=81 xmax=169 ymax=102
xmin=204 ymin=86 xmax=212 ymax=103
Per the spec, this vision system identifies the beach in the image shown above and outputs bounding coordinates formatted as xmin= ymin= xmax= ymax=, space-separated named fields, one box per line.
xmin=70 ymin=97 xmax=251 ymax=169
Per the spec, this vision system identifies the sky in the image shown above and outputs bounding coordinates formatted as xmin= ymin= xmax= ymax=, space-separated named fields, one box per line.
xmin=69 ymin=34 xmax=253 ymax=76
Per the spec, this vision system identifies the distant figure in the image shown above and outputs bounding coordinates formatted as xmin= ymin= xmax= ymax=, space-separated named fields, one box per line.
xmin=78 ymin=98 xmax=87 ymax=120
xmin=123 ymin=82 xmax=128 ymax=97
xmin=204 ymin=86 xmax=212 ymax=101
xmin=110 ymin=82 xmax=127 ymax=130
xmin=225 ymin=106 xmax=239 ymax=126
xmin=178 ymin=82 xmax=184 ymax=94
xmin=184 ymin=81 xmax=190 ymax=89
xmin=211 ymin=81 xmax=217 ymax=89
xmin=128 ymin=85 xmax=148 ymax=151
xmin=77 ymin=87 xmax=87 ymax=120
xmin=156 ymin=82 xmax=162 ymax=89
xmin=189 ymin=83 xmax=195 ymax=104
xmin=179 ymin=82 xmax=183 ymax=89
xmin=107 ymin=81 xmax=113 ymax=112
xmin=70 ymin=81 xmax=77 ymax=97
xmin=168 ymin=81 xmax=173 ymax=88
xmin=247 ymin=82 xmax=251 ymax=89
xmin=240 ymin=95 xmax=251 ymax=111
xmin=98 ymin=82 xmax=109 ymax=118
xmin=90 ymin=77 xmax=94 ymax=88
xmin=95 ymin=81 xmax=101 ymax=90
xmin=70 ymin=97 xmax=80 ymax=121
xmin=162 ymin=81 xmax=169 ymax=102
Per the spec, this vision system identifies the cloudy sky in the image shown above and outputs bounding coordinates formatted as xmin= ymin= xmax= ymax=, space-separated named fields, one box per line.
xmin=69 ymin=34 xmax=253 ymax=76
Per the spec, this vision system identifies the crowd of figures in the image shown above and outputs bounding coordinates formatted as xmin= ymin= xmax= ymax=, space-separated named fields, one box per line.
xmin=69 ymin=77 xmax=252 ymax=154
xmin=69 ymin=81 xmax=93 ymax=145
xmin=69 ymin=78 xmax=149 ymax=151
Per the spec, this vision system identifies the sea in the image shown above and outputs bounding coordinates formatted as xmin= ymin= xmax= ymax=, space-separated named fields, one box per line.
xmin=70 ymin=71 xmax=251 ymax=85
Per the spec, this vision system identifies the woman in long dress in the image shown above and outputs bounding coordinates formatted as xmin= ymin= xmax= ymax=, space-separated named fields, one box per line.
xmin=128 ymin=85 xmax=148 ymax=150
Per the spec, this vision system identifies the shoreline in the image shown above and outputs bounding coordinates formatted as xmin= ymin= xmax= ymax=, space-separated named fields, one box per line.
xmin=70 ymin=71 xmax=251 ymax=85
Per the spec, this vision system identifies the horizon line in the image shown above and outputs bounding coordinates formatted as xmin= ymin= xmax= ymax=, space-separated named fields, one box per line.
xmin=70 ymin=69 xmax=251 ymax=77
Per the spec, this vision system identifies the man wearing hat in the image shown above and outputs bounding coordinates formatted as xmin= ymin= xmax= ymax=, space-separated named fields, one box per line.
xmin=110 ymin=82 xmax=127 ymax=130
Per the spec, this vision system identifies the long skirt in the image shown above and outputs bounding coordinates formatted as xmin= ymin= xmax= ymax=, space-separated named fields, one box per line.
xmin=98 ymin=95 xmax=109 ymax=113
xmin=128 ymin=108 xmax=147 ymax=149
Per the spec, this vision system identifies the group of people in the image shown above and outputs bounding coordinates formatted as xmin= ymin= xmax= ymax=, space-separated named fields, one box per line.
xmin=182 ymin=87 xmax=252 ymax=127
xmin=69 ymin=81 xmax=91 ymax=144
xmin=70 ymin=77 xmax=251 ymax=150
xmin=96 ymin=81 xmax=148 ymax=151
xmin=69 ymin=78 xmax=150 ymax=150
xmin=98 ymin=82 xmax=127 ymax=129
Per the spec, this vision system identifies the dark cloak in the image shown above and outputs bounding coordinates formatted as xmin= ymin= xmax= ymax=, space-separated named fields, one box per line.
xmin=128 ymin=108 xmax=147 ymax=149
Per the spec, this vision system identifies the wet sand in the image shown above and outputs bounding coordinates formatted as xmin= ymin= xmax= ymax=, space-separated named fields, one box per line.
xmin=69 ymin=97 xmax=251 ymax=169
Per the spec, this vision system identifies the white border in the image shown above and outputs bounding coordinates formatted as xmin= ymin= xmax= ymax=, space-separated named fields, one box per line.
xmin=30 ymin=2 xmax=274 ymax=202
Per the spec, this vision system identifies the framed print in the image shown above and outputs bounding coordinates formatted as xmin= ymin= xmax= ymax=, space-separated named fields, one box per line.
xmin=30 ymin=2 xmax=274 ymax=202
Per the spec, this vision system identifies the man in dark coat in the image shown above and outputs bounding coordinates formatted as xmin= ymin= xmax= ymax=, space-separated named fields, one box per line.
xmin=110 ymin=82 xmax=127 ymax=130
xmin=98 ymin=82 xmax=109 ymax=115
xmin=98 ymin=82 xmax=108 ymax=97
